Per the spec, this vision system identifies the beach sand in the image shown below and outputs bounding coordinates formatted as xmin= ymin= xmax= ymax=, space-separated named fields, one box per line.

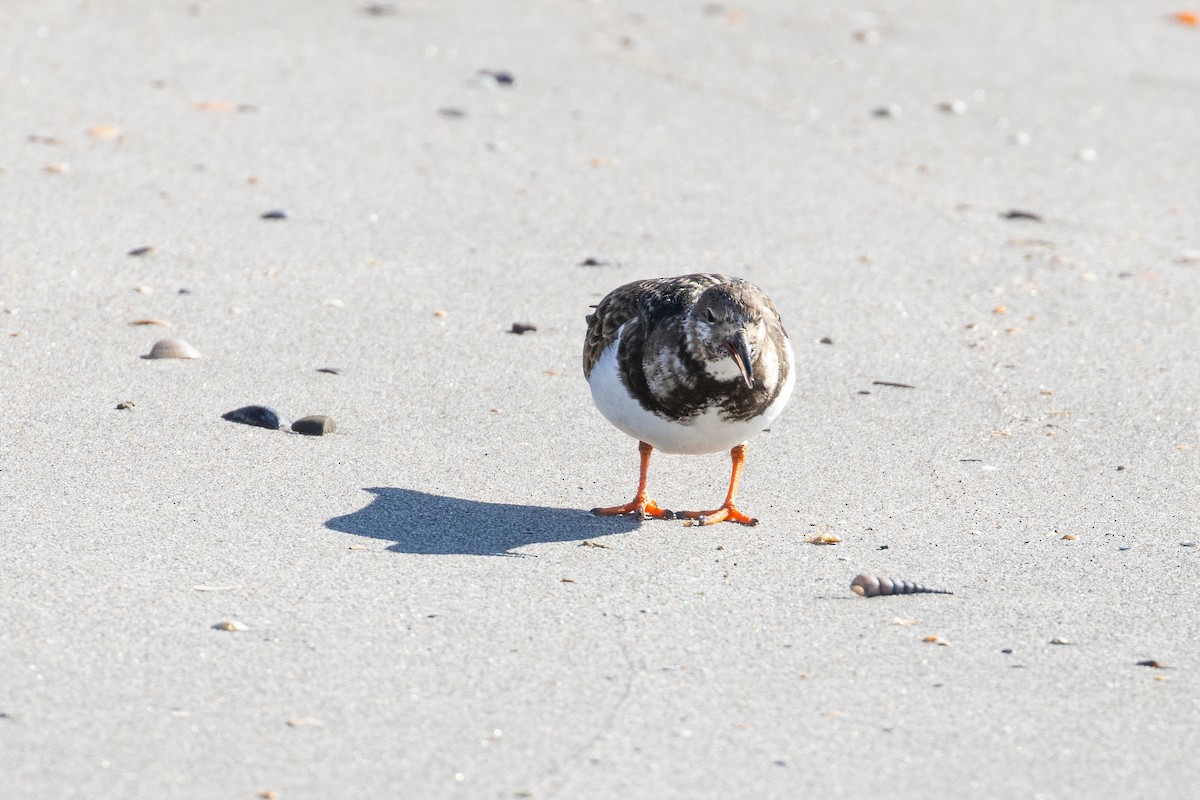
xmin=2 ymin=1 xmax=1198 ymax=797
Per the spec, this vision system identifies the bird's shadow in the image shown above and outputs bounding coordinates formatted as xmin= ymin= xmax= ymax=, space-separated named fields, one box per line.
xmin=325 ymin=487 xmax=642 ymax=556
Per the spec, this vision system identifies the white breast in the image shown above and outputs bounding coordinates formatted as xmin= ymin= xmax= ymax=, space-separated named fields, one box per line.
xmin=588 ymin=329 xmax=795 ymax=455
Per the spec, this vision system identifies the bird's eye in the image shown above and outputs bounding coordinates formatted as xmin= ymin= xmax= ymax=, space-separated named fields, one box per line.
xmin=705 ymin=309 xmax=717 ymax=323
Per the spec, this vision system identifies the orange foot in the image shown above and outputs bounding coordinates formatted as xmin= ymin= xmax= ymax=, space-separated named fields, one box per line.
xmin=591 ymin=498 xmax=675 ymax=521
xmin=677 ymin=504 xmax=759 ymax=527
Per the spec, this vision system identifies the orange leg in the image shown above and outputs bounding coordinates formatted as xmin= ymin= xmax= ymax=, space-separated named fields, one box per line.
xmin=591 ymin=440 xmax=675 ymax=521
xmin=677 ymin=443 xmax=758 ymax=526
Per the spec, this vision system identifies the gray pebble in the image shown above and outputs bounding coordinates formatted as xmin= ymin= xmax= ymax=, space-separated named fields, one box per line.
xmin=292 ymin=415 xmax=336 ymax=436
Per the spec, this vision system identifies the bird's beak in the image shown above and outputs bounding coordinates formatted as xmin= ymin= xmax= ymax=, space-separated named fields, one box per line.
xmin=726 ymin=332 xmax=754 ymax=389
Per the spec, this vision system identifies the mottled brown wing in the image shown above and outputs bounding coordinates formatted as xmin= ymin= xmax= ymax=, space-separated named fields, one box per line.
xmin=582 ymin=280 xmax=650 ymax=378
xmin=582 ymin=274 xmax=730 ymax=378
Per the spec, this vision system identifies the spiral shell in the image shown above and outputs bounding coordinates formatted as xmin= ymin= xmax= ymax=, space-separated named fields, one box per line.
xmin=851 ymin=574 xmax=953 ymax=598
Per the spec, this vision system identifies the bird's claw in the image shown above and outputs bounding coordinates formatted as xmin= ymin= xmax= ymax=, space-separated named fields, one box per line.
xmin=678 ymin=505 xmax=759 ymax=527
xmin=591 ymin=499 xmax=674 ymax=521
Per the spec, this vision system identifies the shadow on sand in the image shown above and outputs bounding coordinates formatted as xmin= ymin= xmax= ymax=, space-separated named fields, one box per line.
xmin=325 ymin=487 xmax=642 ymax=556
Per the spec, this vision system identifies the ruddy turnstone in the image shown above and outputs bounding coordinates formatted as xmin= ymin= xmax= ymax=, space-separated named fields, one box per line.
xmin=583 ymin=273 xmax=794 ymax=526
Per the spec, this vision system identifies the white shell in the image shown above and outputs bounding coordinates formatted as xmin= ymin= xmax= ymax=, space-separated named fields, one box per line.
xmin=146 ymin=337 xmax=201 ymax=359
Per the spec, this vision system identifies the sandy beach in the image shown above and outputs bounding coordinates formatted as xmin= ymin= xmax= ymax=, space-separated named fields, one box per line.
xmin=2 ymin=1 xmax=1198 ymax=797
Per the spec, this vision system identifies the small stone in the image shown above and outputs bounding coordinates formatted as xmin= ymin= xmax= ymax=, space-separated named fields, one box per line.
xmin=438 ymin=107 xmax=466 ymax=118
xmin=510 ymin=322 xmax=538 ymax=334
xmin=127 ymin=246 xmax=154 ymax=257
xmin=222 ymin=405 xmax=286 ymax=430
xmin=872 ymin=104 xmax=901 ymax=118
xmin=316 ymin=367 xmax=343 ymax=375
xmin=291 ymin=415 xmax=336 ymax=436
xmin=1049 ymin=636 xmax=1072 ymax=645
xmin=818 ymin=336 xmax=833 ymax=344
xmin=1000 ymin=209 xmax=1043 ymax=222
xmin=260 ymin=209 xmax=288 ymax=220
xmin=938 ymin=99 xmax=968 ymax=114
xmin=853 ymin=29 xmax=881 ymax=45
xmin=115 ymin=401 xmax=135 ymax=410
xmin=475 ymin=69 xmax=515 ymax=87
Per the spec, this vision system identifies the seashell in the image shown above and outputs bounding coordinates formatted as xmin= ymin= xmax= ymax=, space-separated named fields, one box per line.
xmin=851 ymin=574 xmax=953 ymax=598
xmin=115 ymin=401 xmax=135 ymax=410
xmin=145 ymin=337 xmax=201 ymax=359
xmin=129 ymin=318 xmax=172 ymax=327
xmin=211 ymin=619 xmax=248 ymax=632
xmin=286 ymin=716 xmax=323 ymax=728
xmin=86 ymin=124 xmax=122 ymax=139
xmin=222 ymin=405 xmax=287 ymax=430
xmin=291 ymin=415 xmax=335 ymax=436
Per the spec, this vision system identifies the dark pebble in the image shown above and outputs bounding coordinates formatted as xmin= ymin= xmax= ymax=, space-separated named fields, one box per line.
xmin=260 ymin=209 xmax=288 ymax=220
xmin=363 ymin=3 xmax=397 ymax=15
xmin=127 ymin=246 xmax=154 ymax=257
xmin=316 ymin=367 xmax=343 ymax=375
xmin=1000 ymin=209 xmax=1043 ymax=222
xmin=579 ymin=257 xmax=610 ymax=267
xmin=178 ymin=287 xmax=192 ymax=295
xmin=292 ymin=415 xmax=336 ymax=436
xmin=222 ymin=405 xmax=286 ymax=430
xmin=510 ymin=322 xmax=538 ymax=335
xmin=438 ymin=107 xmax=466 ymax=118
xmin=819 ymin=336 xmax=833 ymax=344
xmin=115 ymin=401 xmax=135 ymax=410
xmin=480 ymin=69 xmax=515 ymax=85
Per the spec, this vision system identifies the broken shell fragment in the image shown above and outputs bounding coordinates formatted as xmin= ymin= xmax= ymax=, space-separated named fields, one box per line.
xmin=145 ymin=337 xmax=201 ymax=359
xmin=212 ymin=619 xmax=248 ymax=632
xmin=291 ymin=415 xmax=335 ymax=436
xmin=851 ymin=574 xmax=953 ymax=598
xmin=222 ymin=405 xmax=287 ymax=430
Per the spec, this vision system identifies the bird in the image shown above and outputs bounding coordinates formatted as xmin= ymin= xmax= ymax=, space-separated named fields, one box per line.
xmin=582 ymin=273 xmax=794 ymax=526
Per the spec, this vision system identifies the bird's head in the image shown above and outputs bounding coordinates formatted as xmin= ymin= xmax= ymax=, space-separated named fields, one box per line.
xmin=685 ymin=285 xmax=766 ymax=389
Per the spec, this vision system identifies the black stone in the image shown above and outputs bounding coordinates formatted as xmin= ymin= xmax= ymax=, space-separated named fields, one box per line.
xmin=222 ymin=405 xmax=285 ymax=430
